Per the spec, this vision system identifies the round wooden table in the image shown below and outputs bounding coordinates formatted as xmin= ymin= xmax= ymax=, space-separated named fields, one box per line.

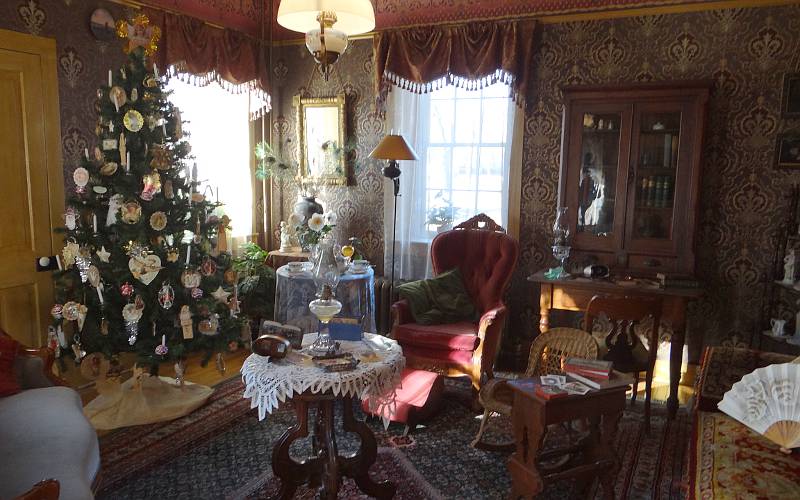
xmin=241 ymin=333 xmax=404 ymax=499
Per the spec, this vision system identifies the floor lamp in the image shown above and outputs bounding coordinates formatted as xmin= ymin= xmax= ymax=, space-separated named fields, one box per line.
xmin=369 ymin=134 xmax=419 ymax=286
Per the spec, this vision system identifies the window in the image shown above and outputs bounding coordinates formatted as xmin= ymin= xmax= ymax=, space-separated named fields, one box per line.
xmin=384 ymin=82 xmax=520 ymax=280
xmin=165 ymin=79 xmax=253 ymax=239
xmin=422 ymin=84 xmax=513 ymax=237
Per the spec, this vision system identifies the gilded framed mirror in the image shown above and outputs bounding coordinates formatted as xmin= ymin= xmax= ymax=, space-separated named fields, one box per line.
xmin=294 ymin=94 xmax=348 ymax=186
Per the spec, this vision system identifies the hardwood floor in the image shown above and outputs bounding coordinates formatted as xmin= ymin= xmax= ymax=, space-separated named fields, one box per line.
xmin=56 ymin=349 xmax=250 ymax=406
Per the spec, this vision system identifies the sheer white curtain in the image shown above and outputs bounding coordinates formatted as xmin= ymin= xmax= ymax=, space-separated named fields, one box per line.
xmin=383 ymin=84 xmax=521 ymax=281
xmin=166 ymin=79 xmax=253 ymax=243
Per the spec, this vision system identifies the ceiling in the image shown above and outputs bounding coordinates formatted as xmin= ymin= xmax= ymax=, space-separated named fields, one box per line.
xmin=140 ymin=0 xmax=741 ymax=39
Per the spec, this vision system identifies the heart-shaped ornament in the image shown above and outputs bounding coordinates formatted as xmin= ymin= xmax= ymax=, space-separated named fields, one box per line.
xmin=129 ymin=254 xmax=162 ymax=285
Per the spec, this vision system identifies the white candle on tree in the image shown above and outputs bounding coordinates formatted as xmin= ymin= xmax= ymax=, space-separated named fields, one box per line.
xmin=126 ymin=152 xmax=131 ymax=172
xmin=92 ymin=213 xmax=98 ymax=233
xmin=108 ymin=69 xmax=112 ymax=87
xmin=185 ymin=244 xmax=191 ymax=265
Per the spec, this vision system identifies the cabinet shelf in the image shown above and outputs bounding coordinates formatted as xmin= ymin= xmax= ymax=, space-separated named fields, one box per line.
xmin=562 ymin=83 xmax=710 ymax=277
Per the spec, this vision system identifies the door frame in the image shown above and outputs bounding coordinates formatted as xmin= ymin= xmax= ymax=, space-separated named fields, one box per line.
xmin=0 ymin=28 xmax=64 ymax=345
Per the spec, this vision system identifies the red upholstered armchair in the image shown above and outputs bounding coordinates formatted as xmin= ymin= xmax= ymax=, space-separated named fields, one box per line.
xmin=391 ymin=214 xmax=519 ymax=390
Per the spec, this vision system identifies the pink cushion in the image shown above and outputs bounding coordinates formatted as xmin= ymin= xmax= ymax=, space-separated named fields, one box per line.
xmin=394 ymin=321 xmax=479 ymax=352
xmin=362 ymin=368 xmax=441 ymax=423
xmin=400 ymin=344 xmax=475 ymax=365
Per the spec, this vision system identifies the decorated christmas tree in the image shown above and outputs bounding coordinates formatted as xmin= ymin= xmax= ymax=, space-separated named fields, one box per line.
xmin=51 ymin=16 xmax=244 ymax=376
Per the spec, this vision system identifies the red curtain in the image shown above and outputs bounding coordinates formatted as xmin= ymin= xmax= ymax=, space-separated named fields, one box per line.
xmin=147 ymin=9 xmax=270 ymax=99
xmin=374 ymin=20 xmax=536 ymax=108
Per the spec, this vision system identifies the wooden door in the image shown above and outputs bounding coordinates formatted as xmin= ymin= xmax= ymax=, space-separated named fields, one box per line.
xmin=0 ymin=29 xmax=63 ymax=347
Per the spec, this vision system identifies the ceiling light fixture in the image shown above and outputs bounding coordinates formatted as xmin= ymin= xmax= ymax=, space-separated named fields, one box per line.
xmin=277 ymin=0 xmax=375 ymax=81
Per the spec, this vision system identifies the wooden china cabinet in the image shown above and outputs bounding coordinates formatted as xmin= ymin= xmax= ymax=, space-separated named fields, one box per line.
xmin=558 ymin=82 xmax=711 ymax=277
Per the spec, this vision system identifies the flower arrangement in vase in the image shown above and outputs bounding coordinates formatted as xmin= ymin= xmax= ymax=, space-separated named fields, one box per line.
xmin=292 ymin=211 xmax=337 ymax=252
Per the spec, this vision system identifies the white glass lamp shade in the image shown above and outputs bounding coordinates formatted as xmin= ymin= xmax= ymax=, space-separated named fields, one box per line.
xmin=306 ymin=27 xmax=348 ymax=56
xmin=277 ymin=0 xmax=375 ymax=35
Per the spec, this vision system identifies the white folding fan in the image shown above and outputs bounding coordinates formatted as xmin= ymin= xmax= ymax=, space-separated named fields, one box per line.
xmin=718 ymin=362 xmax=800 ymax=451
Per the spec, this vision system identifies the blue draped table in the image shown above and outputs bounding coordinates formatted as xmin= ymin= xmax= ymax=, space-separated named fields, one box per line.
xmin=274 ymin=265 xmax=376 ymax=334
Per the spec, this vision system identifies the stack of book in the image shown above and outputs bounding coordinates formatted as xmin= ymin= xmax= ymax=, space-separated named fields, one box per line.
xmin=564 ymin=357 xmax=634 ymax=390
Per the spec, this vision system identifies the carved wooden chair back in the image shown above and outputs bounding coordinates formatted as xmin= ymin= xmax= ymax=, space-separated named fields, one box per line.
xmin=453 ymin=213 xmax=506 ymax=233
xmin=524 ymin=327 xmax=599 ymax=377
xmin=584 ymin=295 xmax=662 ymax=369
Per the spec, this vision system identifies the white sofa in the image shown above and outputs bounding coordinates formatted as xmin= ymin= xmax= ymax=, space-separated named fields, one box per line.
xmin=0 ymin=344 xmax=99 ymax=499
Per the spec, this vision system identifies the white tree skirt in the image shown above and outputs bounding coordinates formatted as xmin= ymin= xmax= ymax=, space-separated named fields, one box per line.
xmin=84 ymin=374 xmax=213 ymax=430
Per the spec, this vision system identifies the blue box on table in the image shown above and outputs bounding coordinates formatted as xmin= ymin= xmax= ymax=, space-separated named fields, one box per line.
xmin=327 ymin=317 xmax=363 ymax=341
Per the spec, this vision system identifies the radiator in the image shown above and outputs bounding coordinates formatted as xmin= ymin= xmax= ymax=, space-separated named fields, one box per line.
xmin=373 ymin=276 xmax=397 ymax=335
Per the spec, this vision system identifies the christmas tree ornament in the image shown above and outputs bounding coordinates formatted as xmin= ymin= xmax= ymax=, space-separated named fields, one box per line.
xmin=174 ymin=359 xmax=186 ymax=386
xmin=100 ymin=318 xmax=109 ymax=335
xmin=64 ymin=207 xmax=78 ymax=230
xmin=158 ymin=282 xmax=174 ymax=309
xmin=179 ymin=306 xmax=193 ymax=339
xmin=120 ymin=201 xmax=142 ymax=224
xmin=92 ymin=186 xmax=108 ymax=196
xmin=142 ymin=170 xmax=162 ymax=197
xmin=120 ymin=282 xmax=134 ymax=297
xmin=100 ymin=161 xmax=118 ymax=176
xmin=191 ymin=287 xmax=203 ymax=299
xmin=101 ymin=138 xmax=117 ymax=151
xmin=51 ymin=304 xmax=63 ymax=320
xmin=76 ymin=304 xmax=88 ymax=332
xmin=166 ymin=248 xmax=179 ymax=263
xmin=149 ymin=211 xmax=167 ymax=231
xmin=134 ymin=294 xmax=145 ymax=311
xmin=146 ymin=114 xmax=157 ymax=131
xmin=87 ymin=265 xmax=101 ymax=288
xmin=211 ymin=286 xmax=231 ymax=303
xmin=130 ymin=88 xmax=138 ymax=102
xmin=109 ymin=120 xmax=115 ymax=133
xmin=224 ymin=268 xmax=237 ymax=285
xmin=109 ymin=85 xmax=126 ymax=111
xmin=150 ymin=145 xmax=170 ymax=170
xmin=215 ymin=352 xmax=226 ymax=375
xmin=75 ymin=255 xmax=91 ymax=283
xmin=106 ymin=194 xmax=123 ymax=227
xmin=143 ymin=75 xmax=157 ymax=88
xmin=71 ymin=338 xmax=87 ymax=364
xmin=164 ymin=180 xmax=174 ymax=199
xmin=174 ymin=108 xmax=183 ymax=139
xmin=96 ymin=246 xmax=111 ymax=263
xmin=123 ymin=303 xmax=143 ymax=345
xmin=62 ymin=240 xmax=80 ymax=268
xmin=63 ymin=301 xmax=80 ymax=321
xmin=198 ymin=314 xmax=219 ymax=336
xmin=47 ymin=326 xmax=61 ymax=358
xmin=200 ymin=257 xmax=217 ymax=276
xmin=191 ymin=192 xmax=205 ymax=203
xmin=128 ymin=253 xmax=161 ymax=285
xmin=73 ymin=167 xmax=89 ymax=193
xmin=80 ymin=352 xmax=110 ymax=380
xmin=228 ymin=294 xmax=240 ymax=317
xmin=94 ymin=146 xmax=103 ymax=162
xmin=155 ymin=335 xmax=168 ymax=356
xmin=123 ymin=109 xmax=144 ymax=132
xmin=120 ymin=67 xmax=126 ymax=80
xmin=116 ymin=13 xmax=161 ymax=56
xmin=181 ymin=269 xmax=202 ymax=289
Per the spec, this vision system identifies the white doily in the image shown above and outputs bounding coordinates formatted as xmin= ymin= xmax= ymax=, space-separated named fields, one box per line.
xmin=241 ymin=333 xmax=405 ymax=426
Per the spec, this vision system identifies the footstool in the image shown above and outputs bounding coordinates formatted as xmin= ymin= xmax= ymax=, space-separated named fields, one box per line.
xmin=362 ymin=368 xmax=443 ymax=435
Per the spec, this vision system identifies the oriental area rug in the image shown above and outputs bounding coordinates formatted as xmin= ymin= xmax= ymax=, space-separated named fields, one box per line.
xmin=97 ymin=377 xmax=690 ymax=499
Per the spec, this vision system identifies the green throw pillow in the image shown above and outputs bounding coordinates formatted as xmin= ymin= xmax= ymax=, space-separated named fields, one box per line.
xmin=396 ymin=268 xmax=476 ymax=325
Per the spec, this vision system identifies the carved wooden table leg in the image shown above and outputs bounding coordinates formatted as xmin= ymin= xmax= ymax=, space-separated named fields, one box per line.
xmin=318 ymin=399 xmax=340 ymax=499
xmin=539 ymin=287 xmax=552 ymax=334
xmin=271 ymin=399 xmax=315 ymax=500
xmin=667 ymin=313 xmax=687 ymax=419
xmin=341 ymin=397 xmax=396 ymax=499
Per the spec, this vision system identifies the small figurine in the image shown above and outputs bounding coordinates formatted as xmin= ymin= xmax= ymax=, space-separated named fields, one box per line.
xmin=279 ymin=221 xmax=292 ymax=252
xmin=783 ymin=249 xmax=796 ymax=285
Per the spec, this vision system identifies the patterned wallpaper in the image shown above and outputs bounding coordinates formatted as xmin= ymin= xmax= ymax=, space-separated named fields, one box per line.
xmin=0 ymin=0 xmax=128 ymax=184
xmin=270 ymin=42 xmax=387 ymax=271
xmin=515 ymin=4 xmax=800 ymax=361
xmin=274 ymin=4 xmax=800 ymax=362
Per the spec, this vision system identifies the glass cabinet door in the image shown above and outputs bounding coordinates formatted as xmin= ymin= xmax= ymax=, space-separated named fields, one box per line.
xmin=576 ymin=112 xmax=623 ymax=238
xmin=630 ymin=111 xmax=681 ymax=241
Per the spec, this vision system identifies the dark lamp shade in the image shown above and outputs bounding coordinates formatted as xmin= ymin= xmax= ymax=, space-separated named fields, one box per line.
xmin=369 ymin=134 xmax=419 ymax=161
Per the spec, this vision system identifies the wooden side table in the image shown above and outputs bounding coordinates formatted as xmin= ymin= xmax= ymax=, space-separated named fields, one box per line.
xmin=506 ymin=379 xmax=628 ymax=499
xmin=529 ymin=270 xmax=702 ymax=419
xmin=267 ymin=250 xmax=309 ymax=269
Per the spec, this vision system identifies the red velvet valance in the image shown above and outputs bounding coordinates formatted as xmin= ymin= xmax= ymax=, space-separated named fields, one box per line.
xmin=146 ymin=9 xmax=271 ymax=115
xmin=374 ymin=20 xmax=537 ymax=108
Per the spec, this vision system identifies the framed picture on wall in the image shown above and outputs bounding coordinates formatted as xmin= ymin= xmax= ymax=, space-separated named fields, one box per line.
xmin=781 ymin=73 xmax=800 ymax=118
xmin=775 ymin=133 xmax=800 ymax=169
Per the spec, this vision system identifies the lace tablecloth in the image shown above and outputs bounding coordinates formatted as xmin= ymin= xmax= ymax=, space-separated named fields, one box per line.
xmin=274 ymin=265 xmax=376 ymax=334
xmin=241 ymin=333 xmax=404 ymax=425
